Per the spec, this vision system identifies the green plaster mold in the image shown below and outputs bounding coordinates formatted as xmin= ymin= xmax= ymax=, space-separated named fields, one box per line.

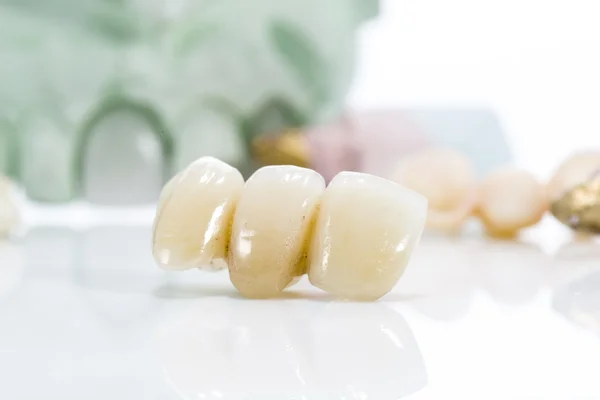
xmin=0 ymin=118 xmax=20 ymax=179
xmin=0 ymin=0 xmax=378 ymax=203
xmin=75 ymin=95 xmax=174 ymax=195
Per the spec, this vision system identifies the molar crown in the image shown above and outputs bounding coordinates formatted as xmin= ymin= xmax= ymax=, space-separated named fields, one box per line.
xmin=308 ymin=171 xmax=427 ymax=301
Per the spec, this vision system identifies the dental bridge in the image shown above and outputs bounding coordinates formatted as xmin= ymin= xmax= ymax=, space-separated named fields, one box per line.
xmin=152 ymin=157 xmax=427 ymax=300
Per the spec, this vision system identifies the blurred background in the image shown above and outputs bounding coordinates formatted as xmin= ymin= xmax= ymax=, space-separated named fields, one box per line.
xmin=0 ymin=0 xmax=378 ymax=204
xmin=0 ymin=0 xmax=598 ymax=206
xmin=0 ymin=0 xmax=597 ymax=208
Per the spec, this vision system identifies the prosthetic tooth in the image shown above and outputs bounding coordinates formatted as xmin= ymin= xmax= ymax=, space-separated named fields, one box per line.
xmin=152 ymin=159 xmax=428 ymax=301
xmin=228 ymin=166 xmax=325 ymax=298
xmin=307 ymin=172 xmax=427 ymax=301
xmin=152 ymin=157 xmax=243 ymax=271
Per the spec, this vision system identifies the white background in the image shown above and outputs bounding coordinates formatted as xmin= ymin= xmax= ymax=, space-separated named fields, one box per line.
xmin=349 ymin=0 xmax=600 ymax=179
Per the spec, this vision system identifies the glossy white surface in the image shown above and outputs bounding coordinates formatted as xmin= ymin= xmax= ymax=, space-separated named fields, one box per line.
xmin=1 ymin=214 xmax=600 ymax=399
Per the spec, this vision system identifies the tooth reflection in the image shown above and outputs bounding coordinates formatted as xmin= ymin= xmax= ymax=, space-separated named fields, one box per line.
xmin=0 ymin=241 xmax=23 ymax=299
xmin=158 ymin=301 xmax=427 ymax=399
xmin=304 ymin=303 xmax=427 ymax=399
xmin=471 ymin=240 xmax=546 ymax=306
xmin=551 ymin=244 xmax=600 ymax=336
xmin=548 ymin=241 xmax=600 ymax=289
xmin=553 ymin=271 xmax=600 ymax=336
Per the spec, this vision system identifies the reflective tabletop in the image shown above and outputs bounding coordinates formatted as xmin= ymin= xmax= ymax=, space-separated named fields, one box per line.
xmin=1 ymin=211 xmax=600 ymax=399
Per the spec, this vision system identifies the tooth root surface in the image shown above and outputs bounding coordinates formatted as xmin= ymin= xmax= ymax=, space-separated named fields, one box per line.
xmin=152 ymin=157 xmax=244 ymax=271
xmin=228 ymin=166 xmax=325 ymax=298
xmin=308 ymin=172 xmax=427 ymax=301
